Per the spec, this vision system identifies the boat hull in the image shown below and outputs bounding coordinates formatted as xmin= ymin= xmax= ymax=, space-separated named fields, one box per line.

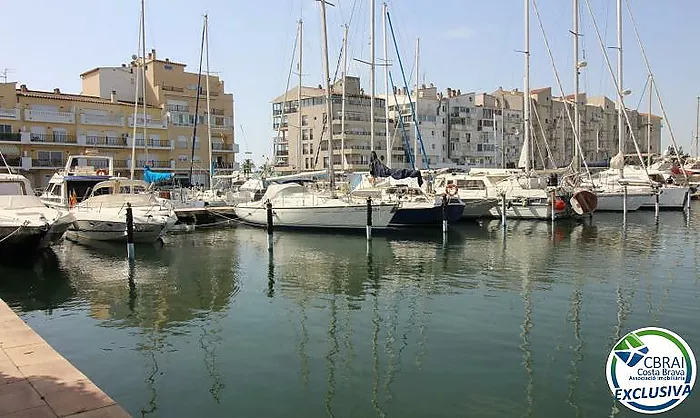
xmin=639 ymin=186 xmax=688 ymax=209
xmin=0 ymin=225 xmax=47 ymax=252
xmin=489 ymin=199 xmax=568 ymax=220
xmin=234 ymin=204 xmax=396 ymax=229
xmin=461 ymin=198 xmax=499 ymax=219
xmin=390 ymin=203 xmax=464 ymax=226
xmin=594 ymin=192 xmax=651 ymax=211
xmin=66 ymin=220 xmax=166 ymax=243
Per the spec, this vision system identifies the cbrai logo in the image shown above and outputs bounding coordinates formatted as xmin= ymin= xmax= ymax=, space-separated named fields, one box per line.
xmin=606 ymin=327 xmax=696 ymax=414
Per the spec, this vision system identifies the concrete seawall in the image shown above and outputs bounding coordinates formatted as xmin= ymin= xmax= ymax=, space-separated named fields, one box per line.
xmin=0 ymin=299 xmax=131 ymax=417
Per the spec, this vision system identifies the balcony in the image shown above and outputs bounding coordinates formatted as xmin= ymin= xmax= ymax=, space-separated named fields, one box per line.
xmin=0 ymin=132 xmax=21 ymax=142
xmin=134 ymin=139 xmax=171 ymax=149
xmin=214 ymin=162 xmax=238 ymax=170
xmin=212 ymin=143 xmax=238 ymax=152
xmin=24 ymin=109 xmax=75 ymax=124
xmin=30 ymin=133 xmax=78 ymax=144
xmin=128 ymin=116 xmax=167 ymax=129
xmin=166 ymin=104 xmax=190 ymax=113
xmin=137 ymin=160 xmax=172 ymax=169
xmin=85 ymin=135 xmax=128 ymax=147
xmin=80 ymin=113 xmax=125 ymax=127
xmin=32 ymin=159 xmax=64 ymax=168
xmin=0 ymin=108 xmax=20 ymax=120
xmin=3 ymin=156 xmax=21 ymax=167
xmin=114 ymin=160 xmax=130 ymax=169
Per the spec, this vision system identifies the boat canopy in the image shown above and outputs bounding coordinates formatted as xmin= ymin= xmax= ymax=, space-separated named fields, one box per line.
xmin=259 ymin=183 xmax=306 ymax=202
xmin=143 ymin=166 xmax=174 ymax=183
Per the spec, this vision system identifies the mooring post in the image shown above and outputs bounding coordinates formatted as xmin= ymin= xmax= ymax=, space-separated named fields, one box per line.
xmin=654 ymin=189 xmax=660 ymax=223
xmin=550 ymin=190 xmax=556 ymax=224
xmin=126 ymin=202 xmax=135 ymax=262
xmin=266 ymin=200 xmax=273 ymax=250
xmin=366 ymin=196 xmax=373 ymax=240
xmin=500 ymin=192 xmax=507 ymax=229
xmin=686 ymin=188 xmax=691 ymax=213
xmin=441 ymin=194 xmax=448 ymax=233
xmin=622 ymin=185 xmax=628 ymax=226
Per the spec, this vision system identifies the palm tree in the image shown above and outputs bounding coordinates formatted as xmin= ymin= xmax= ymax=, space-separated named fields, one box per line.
xmin=242 ymin=159 xmax=254 ymax=176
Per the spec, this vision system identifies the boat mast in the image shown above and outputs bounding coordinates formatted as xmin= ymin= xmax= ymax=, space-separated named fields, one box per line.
xmin=130 ymin=2 xmax=143 ymax=181
xmin=646 ymin=75 xmax=652 ymax=167
xmin=141 ymin=0 xmax=148 ymax=169
xmin=319 ymin=0 xmax=335 ymax=195
xmin=382 ymin=2 xmax=390 ymax=167
xmin=205 ymin=14 xmax=213 ymax=190
xmin=617 ymin=0 xmax=624 ymax=179
xmin=524 ymin=0 xmax=531 ymax=173
xmin=298 ymin=20 xmax=303 ymax=173
xmin=414 ymin=37 xmax=420 ymax=167
xmin=692 ymin=96 xmax=700 ymax=162
xmin=572 ymin=0 xmax=580 ymax=173
xmin=341 ymin=24 xmax=348 ymax=171
xmin=370 ymin=0 xmax=376 ymax=155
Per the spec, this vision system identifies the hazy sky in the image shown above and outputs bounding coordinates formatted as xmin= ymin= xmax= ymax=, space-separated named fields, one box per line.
xmin=2 ymin=0 xmax=696 ymax=163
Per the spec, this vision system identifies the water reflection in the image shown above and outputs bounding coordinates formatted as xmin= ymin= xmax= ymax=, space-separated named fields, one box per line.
xmin=0 ymin=249 xmax=75 ymax=312
xmin=0 ymin=206 xmax=698 ymax=417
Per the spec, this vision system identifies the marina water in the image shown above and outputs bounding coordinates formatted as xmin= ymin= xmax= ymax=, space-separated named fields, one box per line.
xmin=1 ymin=206 xmax=699 ymax=417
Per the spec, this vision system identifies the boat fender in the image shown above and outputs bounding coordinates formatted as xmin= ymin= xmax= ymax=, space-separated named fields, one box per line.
xmin=521 ymin=198 xmax=528 ymax=207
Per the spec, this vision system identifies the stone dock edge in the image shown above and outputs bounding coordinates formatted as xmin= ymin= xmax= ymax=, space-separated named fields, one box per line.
xmin=0 ymin=298 xmax=131 ymax=417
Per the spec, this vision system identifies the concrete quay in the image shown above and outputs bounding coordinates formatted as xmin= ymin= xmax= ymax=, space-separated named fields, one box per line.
xmin=0 ymin=299 xmax=130 ymax=418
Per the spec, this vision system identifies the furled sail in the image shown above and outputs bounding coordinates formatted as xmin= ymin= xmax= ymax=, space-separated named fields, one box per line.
xmin=369 ymin=151 xmax=423 ymax=186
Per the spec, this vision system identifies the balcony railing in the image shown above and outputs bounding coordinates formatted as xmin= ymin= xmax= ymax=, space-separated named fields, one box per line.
xmin=0 ymin=132 xmax=21 ymax=142
xmin=85 ymin=136 xmax=128 ymax=147
xmin=166 ymin=104 xmax=190 ymax=112
xmin=0 ymin=108 xmax=20 ymax=120
xmin=80 ymin=113 xmax=125 ymax=127
xmin=212 ymin=143 xmax=237 ymax=152
xmin=32 ymin=159 xmax=64 ymax=168
xmin=30 ymin=133 xmax=78 ymax=144
xmin=114 ymin=160 xmax=129 ymax=169
xmin=3 ymin=156 xmax=21 ymax=166
xmin=138 ymin=160 xmax=171 ymax=168
xmin=128 ymin=116 xmax=167 ymax=129
xmin=135 ymin=139 xmax=171 ymax=148
xmin=214 ymin=162 xmax=238 ymax=170
xmin=24 ymin=109 xmax=75 ymax=124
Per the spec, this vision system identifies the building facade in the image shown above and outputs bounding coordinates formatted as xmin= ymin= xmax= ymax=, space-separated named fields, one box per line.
xmin=272 ymin=76 xmax=386 ymax=174
xmin=0 ymin=49 xmax=237 ymax=188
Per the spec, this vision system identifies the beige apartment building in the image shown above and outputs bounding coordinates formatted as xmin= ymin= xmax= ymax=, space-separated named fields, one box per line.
xmin=529 ymin=87 xmax=661 ymax=168
xmin=0 ymin=49 xmax=237 ymax=188
xmin=272 ymin=76 xmax=385 ymax=174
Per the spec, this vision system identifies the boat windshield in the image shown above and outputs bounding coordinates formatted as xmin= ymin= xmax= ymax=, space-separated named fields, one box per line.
xmin=0 ymin=181 xmax=25 ymax=196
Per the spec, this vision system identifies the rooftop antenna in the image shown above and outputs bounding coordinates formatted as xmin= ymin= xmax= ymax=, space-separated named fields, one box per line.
xmin=0 ymin=68 xmax=14 ymax=83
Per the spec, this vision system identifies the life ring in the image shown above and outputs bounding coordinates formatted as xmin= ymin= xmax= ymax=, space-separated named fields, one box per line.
xmin=446 ymin=183 xmax=459 ymax=196
xmin=96 ymin=169 xmax=108 ymax=176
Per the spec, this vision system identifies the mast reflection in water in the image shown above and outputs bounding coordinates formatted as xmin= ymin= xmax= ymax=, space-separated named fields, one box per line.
xmin=0 ymin=206 xmax=698 ymax=417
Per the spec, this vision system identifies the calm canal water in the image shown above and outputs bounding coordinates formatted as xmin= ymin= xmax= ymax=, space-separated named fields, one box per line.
xmin=1 ymin=206 xmax=700 ymax=417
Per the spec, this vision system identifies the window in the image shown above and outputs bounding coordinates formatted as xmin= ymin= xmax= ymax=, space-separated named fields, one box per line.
xmin=301 ymin=115 xmax=308 ymax=126
xmin=431 ymin=130 xmax=435 ymax=136
xmin=178 ymin=155 xmax=188 ymax=162
xmin=164 ymin=64 xmax=173 ymax=70
xmin=0 ymin=181 xmax=25 ymax=196
xmin=431 ymin=144 xmax=436 ymax=150
xmin=442 ymin=131 xmax=445 ymax=137
xmin=38 ymin=151 xmax=63 ymax=165
xmin=52 ymin=129 xmax=68 ymax=143
xmin=177 ymin=136 xmax=188 ymax=149
xmin=0 ymin=124 xmax=10 ymax=133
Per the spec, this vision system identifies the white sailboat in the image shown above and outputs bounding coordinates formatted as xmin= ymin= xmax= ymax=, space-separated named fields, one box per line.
xmin=0 ymin=172 xmax=74 ymax=258
xmin=235 ymin=1 xmax=398 ymax=230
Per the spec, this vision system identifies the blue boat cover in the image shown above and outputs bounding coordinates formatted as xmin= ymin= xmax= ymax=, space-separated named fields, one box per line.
xmin=143 ymin=166 xmax=174 ymax=183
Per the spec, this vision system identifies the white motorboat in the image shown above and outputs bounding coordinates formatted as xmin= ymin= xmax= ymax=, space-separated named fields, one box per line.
xmin=66 ymin=179 xmax=176 ymax=244
xmin=0 ymin=173 xmax=74 ymax=257
xmin=234 ymin=183 xmax=396 ymax=229
xmin=434 ymin=171 xmax=571 ymax=220
xmin=40 ymin=154 xmax=116 ymax=210
xmin=433 ymin=172 xmax=500 ymax=219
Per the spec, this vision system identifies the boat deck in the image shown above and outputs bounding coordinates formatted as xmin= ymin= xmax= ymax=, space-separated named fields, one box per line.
xmin=0 ymin=299 xmax=131 ymax=417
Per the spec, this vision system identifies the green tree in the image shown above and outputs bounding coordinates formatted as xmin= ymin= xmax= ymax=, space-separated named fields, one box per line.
xmin=242 ymin=159 xmax=254 ymax=176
